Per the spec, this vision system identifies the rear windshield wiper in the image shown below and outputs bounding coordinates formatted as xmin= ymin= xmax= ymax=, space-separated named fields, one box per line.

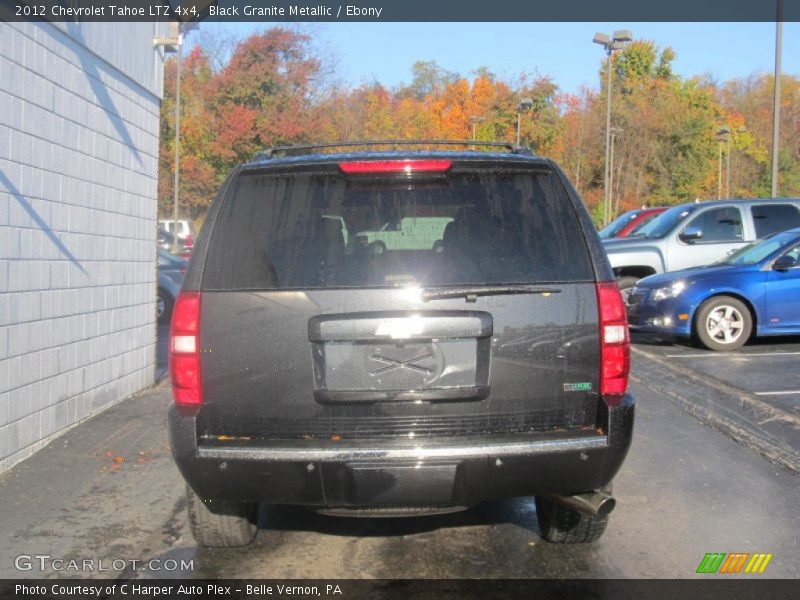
xmin=421 ymin=285 xmax=561 ymax=303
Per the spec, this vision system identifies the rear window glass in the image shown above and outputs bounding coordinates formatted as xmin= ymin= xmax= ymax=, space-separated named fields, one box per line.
xmin=751 ymin=204 xmax=800 ymax=238
xmin=202 ymin=167 xmax=593 ymax=290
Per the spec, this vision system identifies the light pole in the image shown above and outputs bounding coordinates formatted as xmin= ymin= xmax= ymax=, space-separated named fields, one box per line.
xmin=726 ymin=134 xmax=731 ymax=198
xmin=771 ymin=0 xmax=783 ymax=197
xmin=594 ymin=30 xmax=633 ymax=225
xmin=716 ymin=126 xmax=731 ymax=200
xmin=469 ymin=116 xmax=486 ymax=142
xmin=728 ymin=126 xmax=747 ymax=198
xmin=516 ymin=98 xmax=533 ymax=147
xmin=154 ymin=22 xmax=198 ymax=253
xmin=172 ymin=35 xmax=183 ymax=253
xmin=609 ymin=127 xmax=622 ymax=218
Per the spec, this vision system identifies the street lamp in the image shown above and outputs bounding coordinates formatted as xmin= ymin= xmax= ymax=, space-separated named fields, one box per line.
xmin=469 ymin=116 xmax=486 ymax=142
xmin=609 ymin=127 xmax=622 ymax=218
xmin=716 ymin=126 xmax=731 ymax=200
xmin=771 ymin=0 xmax=783 ymax=197
xmin=728 ymin=126 xmax=747 ymax=198
xmin=594 ymin=29 xmax=633 ymax=225
xmin=154 ymin=22 xmax=198 ymax=253
xmin=516 ymin=98 xmax=533 ymax=147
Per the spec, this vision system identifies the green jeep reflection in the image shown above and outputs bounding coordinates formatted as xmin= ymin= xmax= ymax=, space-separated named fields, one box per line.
xmin=356 ymin=217 xmax=453 ymax=254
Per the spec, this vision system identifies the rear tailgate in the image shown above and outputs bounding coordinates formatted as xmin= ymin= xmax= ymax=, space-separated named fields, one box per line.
xmin=199 ymin=286 xmax=599 ymax=439
xmin=195 ymin=157 xmax=602 ymax=441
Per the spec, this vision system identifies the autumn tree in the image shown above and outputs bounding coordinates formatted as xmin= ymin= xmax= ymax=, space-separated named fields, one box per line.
xmin=714 ymin=74 xmax=800 ymax=198
xmin=159 ymin=47 xmax=217 ymax=218
xmin=158 ymin=28 xmax=332 ymax=218
xmin=157 ymin=28 xmax=800 ymax=223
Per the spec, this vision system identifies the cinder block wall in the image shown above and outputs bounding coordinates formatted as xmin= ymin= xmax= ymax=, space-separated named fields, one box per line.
xmin=0 ymin=21 xmax=167 ymax=471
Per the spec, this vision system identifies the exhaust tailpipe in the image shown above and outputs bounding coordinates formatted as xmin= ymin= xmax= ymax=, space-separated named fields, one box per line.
xmin=545 ymin=491 xmax=616 ymax=519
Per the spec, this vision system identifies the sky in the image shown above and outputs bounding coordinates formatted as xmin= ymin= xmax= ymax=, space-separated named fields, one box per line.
xmin=198 ymin=22 xmax=800 ymax=94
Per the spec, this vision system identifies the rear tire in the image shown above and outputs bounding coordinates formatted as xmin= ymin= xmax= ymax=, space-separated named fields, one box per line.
xmin=535 ymin=495 xmax=609 ymax=544
xmin=694 ymin=296 xmax=752 ymax=352
xmin=186 ymin=486 xmax=258 ymax=547
xmin=616 ymin=276 xmax=639 ymax=304
xmin=157 ymin=289 xmax=173 ymax=325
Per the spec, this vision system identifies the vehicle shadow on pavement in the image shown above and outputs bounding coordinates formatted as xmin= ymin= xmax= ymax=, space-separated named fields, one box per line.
xmin=180 ymin=499 xmax=552 ymax=578
xmin=629 ymin=332 xmax=689 ymax=348
xmin=744 ymin=334 xmax=800 ymax=347
xmin=253 ymin=498 xmax=540 ymax=538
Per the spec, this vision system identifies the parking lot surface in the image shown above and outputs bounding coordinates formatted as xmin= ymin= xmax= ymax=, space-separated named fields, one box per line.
xmin=632 ymin=334 xmax=800 ymax=472
xmin=0 ymin=341 xmax=798 ymax=579
xmin=633 ymin=335 xmax=800 ymax=414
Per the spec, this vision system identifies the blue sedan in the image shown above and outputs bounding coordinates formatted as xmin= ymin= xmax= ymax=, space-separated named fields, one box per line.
xmin=627 ymin=228 xmax=800 ymax=351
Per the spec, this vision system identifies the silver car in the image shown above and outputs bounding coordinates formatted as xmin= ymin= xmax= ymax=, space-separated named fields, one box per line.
xmin=603 ymin=198 xmax=800 ymax=299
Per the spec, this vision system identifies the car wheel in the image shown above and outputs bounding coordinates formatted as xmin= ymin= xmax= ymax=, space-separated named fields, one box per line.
xmin=186 ymin=485 xmax=258 ymax=547
xmin=616 ymin=276 xmax=639 ymax=304
xmin=371 ymin=241 xmax=387 ymax=255
xmin=694 ymin=296 xmax=752 ymax=351
xmin=535 ymin=495 xmax=609 ymax=544
xmin=157 ymin=289 xmax=174 ymax=325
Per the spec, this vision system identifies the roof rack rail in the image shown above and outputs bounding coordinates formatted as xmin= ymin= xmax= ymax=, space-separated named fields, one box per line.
xmin=254 ymin=140 xmax=533 ymax=161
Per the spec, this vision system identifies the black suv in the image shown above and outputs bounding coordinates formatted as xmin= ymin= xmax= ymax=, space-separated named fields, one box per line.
xmin=168 ymin=142 xmax=634 ymax=547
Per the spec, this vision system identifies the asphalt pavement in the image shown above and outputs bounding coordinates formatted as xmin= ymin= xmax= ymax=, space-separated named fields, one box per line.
xmin=0 ymin=349 xmax=798 ymax=579
xmin=633 ymin=334 xmax=800 ymax=414
xmin=632 ymin=334 xmax=800 ymax=472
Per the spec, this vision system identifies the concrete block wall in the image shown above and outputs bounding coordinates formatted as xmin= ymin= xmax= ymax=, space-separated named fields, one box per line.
xmin=0 ymin=21 xmax=167 ymax=471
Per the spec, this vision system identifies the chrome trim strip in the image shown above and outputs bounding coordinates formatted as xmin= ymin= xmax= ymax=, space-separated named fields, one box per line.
xmin=197 ymin=435 xmax=607 ymax=462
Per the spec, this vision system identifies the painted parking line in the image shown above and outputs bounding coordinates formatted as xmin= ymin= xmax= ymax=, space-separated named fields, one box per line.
xmin=754 ymin=391 xmax=800 ymax=396
xmin=664 ymin=352 xmax=800 ymax=359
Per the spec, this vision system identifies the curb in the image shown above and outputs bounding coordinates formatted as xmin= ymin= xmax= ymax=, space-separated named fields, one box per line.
xmin=631 ymin=346 xmax=800 ymax=474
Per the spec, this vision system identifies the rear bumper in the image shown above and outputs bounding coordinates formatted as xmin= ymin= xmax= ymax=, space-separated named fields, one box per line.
xmin=169 ymin=395 xmax=634 ymax=507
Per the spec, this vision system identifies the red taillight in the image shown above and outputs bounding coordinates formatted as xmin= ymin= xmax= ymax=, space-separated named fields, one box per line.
xmin=169 ymin=291 xmax=202 ymax=405
xmin=597 ymin=282 xmax=630 ymax=404
xmin=338 ymin=159 xmax=452 ymax=174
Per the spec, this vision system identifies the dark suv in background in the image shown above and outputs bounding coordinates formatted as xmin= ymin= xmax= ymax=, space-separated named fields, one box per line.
xmin=168 ymin=141 xmax=634 ymax=547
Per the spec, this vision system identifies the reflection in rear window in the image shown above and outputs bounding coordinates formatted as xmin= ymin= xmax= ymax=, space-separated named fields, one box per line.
xmin=202 ymin=168 xmax=593 ymax=290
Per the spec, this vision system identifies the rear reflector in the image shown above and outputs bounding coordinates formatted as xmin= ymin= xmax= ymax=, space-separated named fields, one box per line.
xmin=339 ymin=159 xmax=452 ymax=174
xmin=596 ymin=282 xmax=630 ymax=403
xmin=169 ymin=291 xmax=202 ymax=406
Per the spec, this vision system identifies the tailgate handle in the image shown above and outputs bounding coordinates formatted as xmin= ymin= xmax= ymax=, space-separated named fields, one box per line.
xmin=308 ymin=311 xmax=492 ymax=342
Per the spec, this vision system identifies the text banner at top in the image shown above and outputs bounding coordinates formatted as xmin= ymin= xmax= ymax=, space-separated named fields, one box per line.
xmin=1 ymin=0 xmax=799 ymax=23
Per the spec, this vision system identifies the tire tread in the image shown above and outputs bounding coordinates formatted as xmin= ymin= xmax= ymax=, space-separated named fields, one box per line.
xmin=535 ymin=496 xmax=609 ymax=544
xmin=186 ymin=486 xmax=258 ymax=547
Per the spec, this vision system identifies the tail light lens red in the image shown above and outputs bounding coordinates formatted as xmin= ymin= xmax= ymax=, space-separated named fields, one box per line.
xmin=169 ymin=291 xmax=202 ymax=405
xmin=339 ymin=159 xmax=452 ymax=174
xmin=596 ymin=282 xmax=630 ymax=404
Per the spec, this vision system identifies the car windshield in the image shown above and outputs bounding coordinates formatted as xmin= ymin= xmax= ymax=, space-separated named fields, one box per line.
xmin=202 ymin=166 xmax=594 ymax=290
xmin=598 ymin=210 xmax=637 ymax=239
xmin=626 ymin=211 xmax=662 ymax=235
xmin=631 ymin=205 xmax=696 ymax=239
xmin=719 ymin=231 xmax=798 ymax=265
